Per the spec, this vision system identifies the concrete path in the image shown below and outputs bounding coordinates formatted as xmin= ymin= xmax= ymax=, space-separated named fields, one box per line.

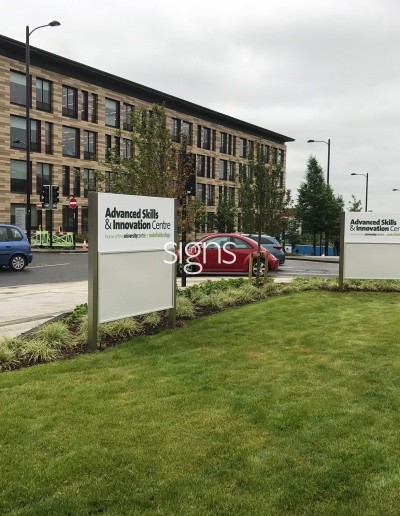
xmin=0 ymin=275 xmax=294 ymax=339
xmin=0 ymin=281 xmax=88 ymax=338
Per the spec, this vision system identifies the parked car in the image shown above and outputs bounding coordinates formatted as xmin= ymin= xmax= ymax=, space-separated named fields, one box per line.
xmin=0 ymin=224 xmax=33 ymax=271
xmin=178 ymin=233 xmax=279 ymax=276
xmin=241 ymin=233 xmax=285 ymax=265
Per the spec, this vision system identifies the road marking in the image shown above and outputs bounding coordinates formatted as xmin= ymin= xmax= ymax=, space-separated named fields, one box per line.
xmin=30 ymin=263 xmax=70 ymax=269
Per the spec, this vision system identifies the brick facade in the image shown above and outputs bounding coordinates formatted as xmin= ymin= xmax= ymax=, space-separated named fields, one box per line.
xmin=0 ymin=34 xmax=294 ymax=237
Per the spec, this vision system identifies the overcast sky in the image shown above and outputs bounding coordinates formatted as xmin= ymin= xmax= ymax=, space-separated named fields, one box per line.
xmin=2 ymin=0 xmax=400 ymax=212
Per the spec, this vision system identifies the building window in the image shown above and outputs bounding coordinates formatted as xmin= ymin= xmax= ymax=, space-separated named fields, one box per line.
xmin=113 ymin=136 xmax=120 ymax=158
xmin=123 ymin=138 xmax=132 ymax=159
xmin=228 ymin=162 xmax=235 ymax=181
xmin=36 ymin=163 xmax=52 ymax=195
xmin=10 ymin=116 xmax=25 ymax=149
xmin=84 ymin=168 xmax=96 ymax=197
xmin=10 ymin=116 xmax=40 ymax=152
xmin=228 ymin=187 xmax=235 ymax=205
xmin=62 ymin=86 xmax=78 ymax=118
xmin=36 ymin=78 xmax=52 ymax=111
xmin=62 ymin=206 xmax=75 ymax=232
xmin=105 ymin=98 xmax=120 ymax=128
xmin=45 ymin=122 xmax=53 ymax=154
xmin=172 ymin=118 xmax=181 ymax=142
xmin=105 ymin=135 xmax=112 ymax=161
xmin=73 ymin=168 xmax=81 ymax=197
xmin=239 ymin=138 xmax=247 ymax=158
xmin=83 ymin=130 xmax=97 ymax=159
xmin=10 ymin=71 xmax=26 ymax=106
xmin=62 ymin=126 xmax=80 ymax=157
xmin=62 ymin=166 xmax=70 ymax=197
xmin=196 ymin=155 xmax=214 ymax=178
xmin=196 ymin=183 xmax=206 ymax=204
xmin=219 ymin=159 xmax=228 ymax=180
xmin=91 ymin=93 xmax=98 ymax=123
xmin=248 ymin=140 xmax=254 ymax=158
xmin=105 ymin=171 xmax=116 ymax=193
xmin=206 ymin=184 xmax=215 ymax=206
xmin=123 ymin=103 xmax=133 ymax=131
xmin=181 ymin=121 xmax=193 ymax=145
xmin=220 ymin=132 xmax=228 ymax=153
xmin=30 ymin=119 xmax=41 ymax=152
xmin=81 ymin=90 xmax=89 ymax=121
xmin=10 ymin=159 xmax=28 ymax=193
xmin=197 ymin=126 xmax=211 ymax=150
xmin=105 ymin=135 xmax=121 ymax=162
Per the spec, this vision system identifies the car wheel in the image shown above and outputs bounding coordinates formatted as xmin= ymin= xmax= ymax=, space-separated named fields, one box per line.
xmin=251 ymin=259 xmax=265 ymax=277
xmin=9 ymin=254 xmax=27 ymax=271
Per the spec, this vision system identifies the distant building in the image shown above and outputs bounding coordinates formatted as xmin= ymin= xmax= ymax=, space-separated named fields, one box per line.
xmin=0 ymin=34 xmax=294 ymax=235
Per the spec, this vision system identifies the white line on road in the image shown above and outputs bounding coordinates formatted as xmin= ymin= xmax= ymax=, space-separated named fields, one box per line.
xmin=29 ymin=263 xmax=70 ymax=269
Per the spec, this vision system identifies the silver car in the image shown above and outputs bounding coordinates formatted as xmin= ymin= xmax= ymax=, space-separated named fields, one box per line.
xmin=241 ymin=234 xmax=285 ymax=265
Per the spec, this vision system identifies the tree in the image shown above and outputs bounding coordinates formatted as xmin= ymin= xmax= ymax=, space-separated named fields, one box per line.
xmin=347 ymin=194 xmax=362 ymax=212
xmin=239 ymin=142 xmax=287 ymax=238
xmin=186 ymin=197 xmax=206 ymax=240
xmin=297 ymin=156 xmax=344 ymax=255
xmin=103 ymin=104 xmax=190 ymax=199
xmin=296 ymin=156 xmax=328 ymax=254
xmin=215 ymin=196 xmax=235 ymax=232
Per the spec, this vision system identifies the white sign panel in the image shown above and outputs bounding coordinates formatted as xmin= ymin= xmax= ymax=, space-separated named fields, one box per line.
xmin=97 ymin=192 xmax=174 ymax=252
xmin=344 ymin=212 xmax=400 ymax=243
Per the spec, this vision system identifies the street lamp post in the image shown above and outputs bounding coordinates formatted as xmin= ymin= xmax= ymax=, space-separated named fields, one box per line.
xmin=308 ymin=138 xmax=331 ymax=255
xmin=25 ymin=20 xmax=60 ymax=242
xmin=307 ymin=139 xmax=331 ymax=185
xmin=351 ymin=173 xmax=369 ymax=212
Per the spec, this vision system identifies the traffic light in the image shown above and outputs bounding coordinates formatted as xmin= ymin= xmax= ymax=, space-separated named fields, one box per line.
xmin=42 ymin=185 xmax=50 ymax=209
xmin=52 ymin=185 xmax=60 ymax=209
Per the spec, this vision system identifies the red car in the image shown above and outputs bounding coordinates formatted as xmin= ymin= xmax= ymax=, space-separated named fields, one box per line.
xmin=178 ymin=233 xmax=279 ymax=275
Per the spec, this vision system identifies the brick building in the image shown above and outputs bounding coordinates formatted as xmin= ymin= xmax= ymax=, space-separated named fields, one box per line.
xmin=0 ymin=34 xmax=294 ymax=237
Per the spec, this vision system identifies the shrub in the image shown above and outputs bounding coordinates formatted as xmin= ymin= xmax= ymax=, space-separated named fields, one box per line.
xmin=98 ymin=318 xmax=140 ymax=342
xmin=19 ymin=340 xmax=60 ymax=364
xmin=176 ymin=296 xmax=196 ymax=319
xmin=141 ymin=312 xmax=162 ymax=327
xmin=34 ymin=321 xmax=74 ymax=350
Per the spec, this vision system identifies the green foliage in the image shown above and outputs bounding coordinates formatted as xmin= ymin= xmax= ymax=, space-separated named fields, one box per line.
xmin=141 ymin=311 xmax=162 ymax=327
xmin=98 ymin=318 xmax=141 ymax=342
xmin=215 ymin=196 xmax=236 ymax=232
xmin=179 ymin=278 xmax=246 ymax=298
xmin=347 ymin=194 xmax=363 ymax=212
xmin=296 ymin=156 xmax=344 ymax=252
xmin=34 ymin=321 xmax=74 ymax=350
xmin=239 ymin=141 xmax=288 ymax=236
xmin=19 ymin=339 xmax=60 ymax=364
xmin=186 ymin=197 xmax=207 ymax=238
xmin=3 ymin=292 xmax=400 ymax=514
xmin=0 ymin=337 xmax=23 ymax=370
xmin=176 ymin=296 xmax=196 ymax=319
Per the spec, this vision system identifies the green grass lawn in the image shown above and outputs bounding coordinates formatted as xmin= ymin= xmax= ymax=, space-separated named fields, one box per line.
xmin=1 ymin=290 xmax=400 ymax=515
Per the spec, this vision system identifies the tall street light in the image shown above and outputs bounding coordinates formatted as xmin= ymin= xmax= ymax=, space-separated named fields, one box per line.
xmin=351 ymin=173 xmax=369 ymax=212
xmin=308 ymin=138 xmax=331 ymax=255
xmin=307 ymin=139 xmax=331 ymax=184
xmin=25 ymin=20 xmax=60 ymax=242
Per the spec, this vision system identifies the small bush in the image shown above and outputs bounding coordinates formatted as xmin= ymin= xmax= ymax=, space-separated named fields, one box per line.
xmin=142 ymin=312 xmax=162 ymax=327
xmin=176 ymin=296 xmax=196 ymax=319
xmin=34 ymin=321 xmax=74 ymax=350
xmin=99 ymin=318 xmax=140 ymax=342
xmin=19 ymin=340 xmax=60 ymax=364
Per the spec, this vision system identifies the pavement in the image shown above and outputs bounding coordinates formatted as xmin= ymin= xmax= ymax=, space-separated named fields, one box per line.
xmin=0 ymin=254 xmax=338 ymax=339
